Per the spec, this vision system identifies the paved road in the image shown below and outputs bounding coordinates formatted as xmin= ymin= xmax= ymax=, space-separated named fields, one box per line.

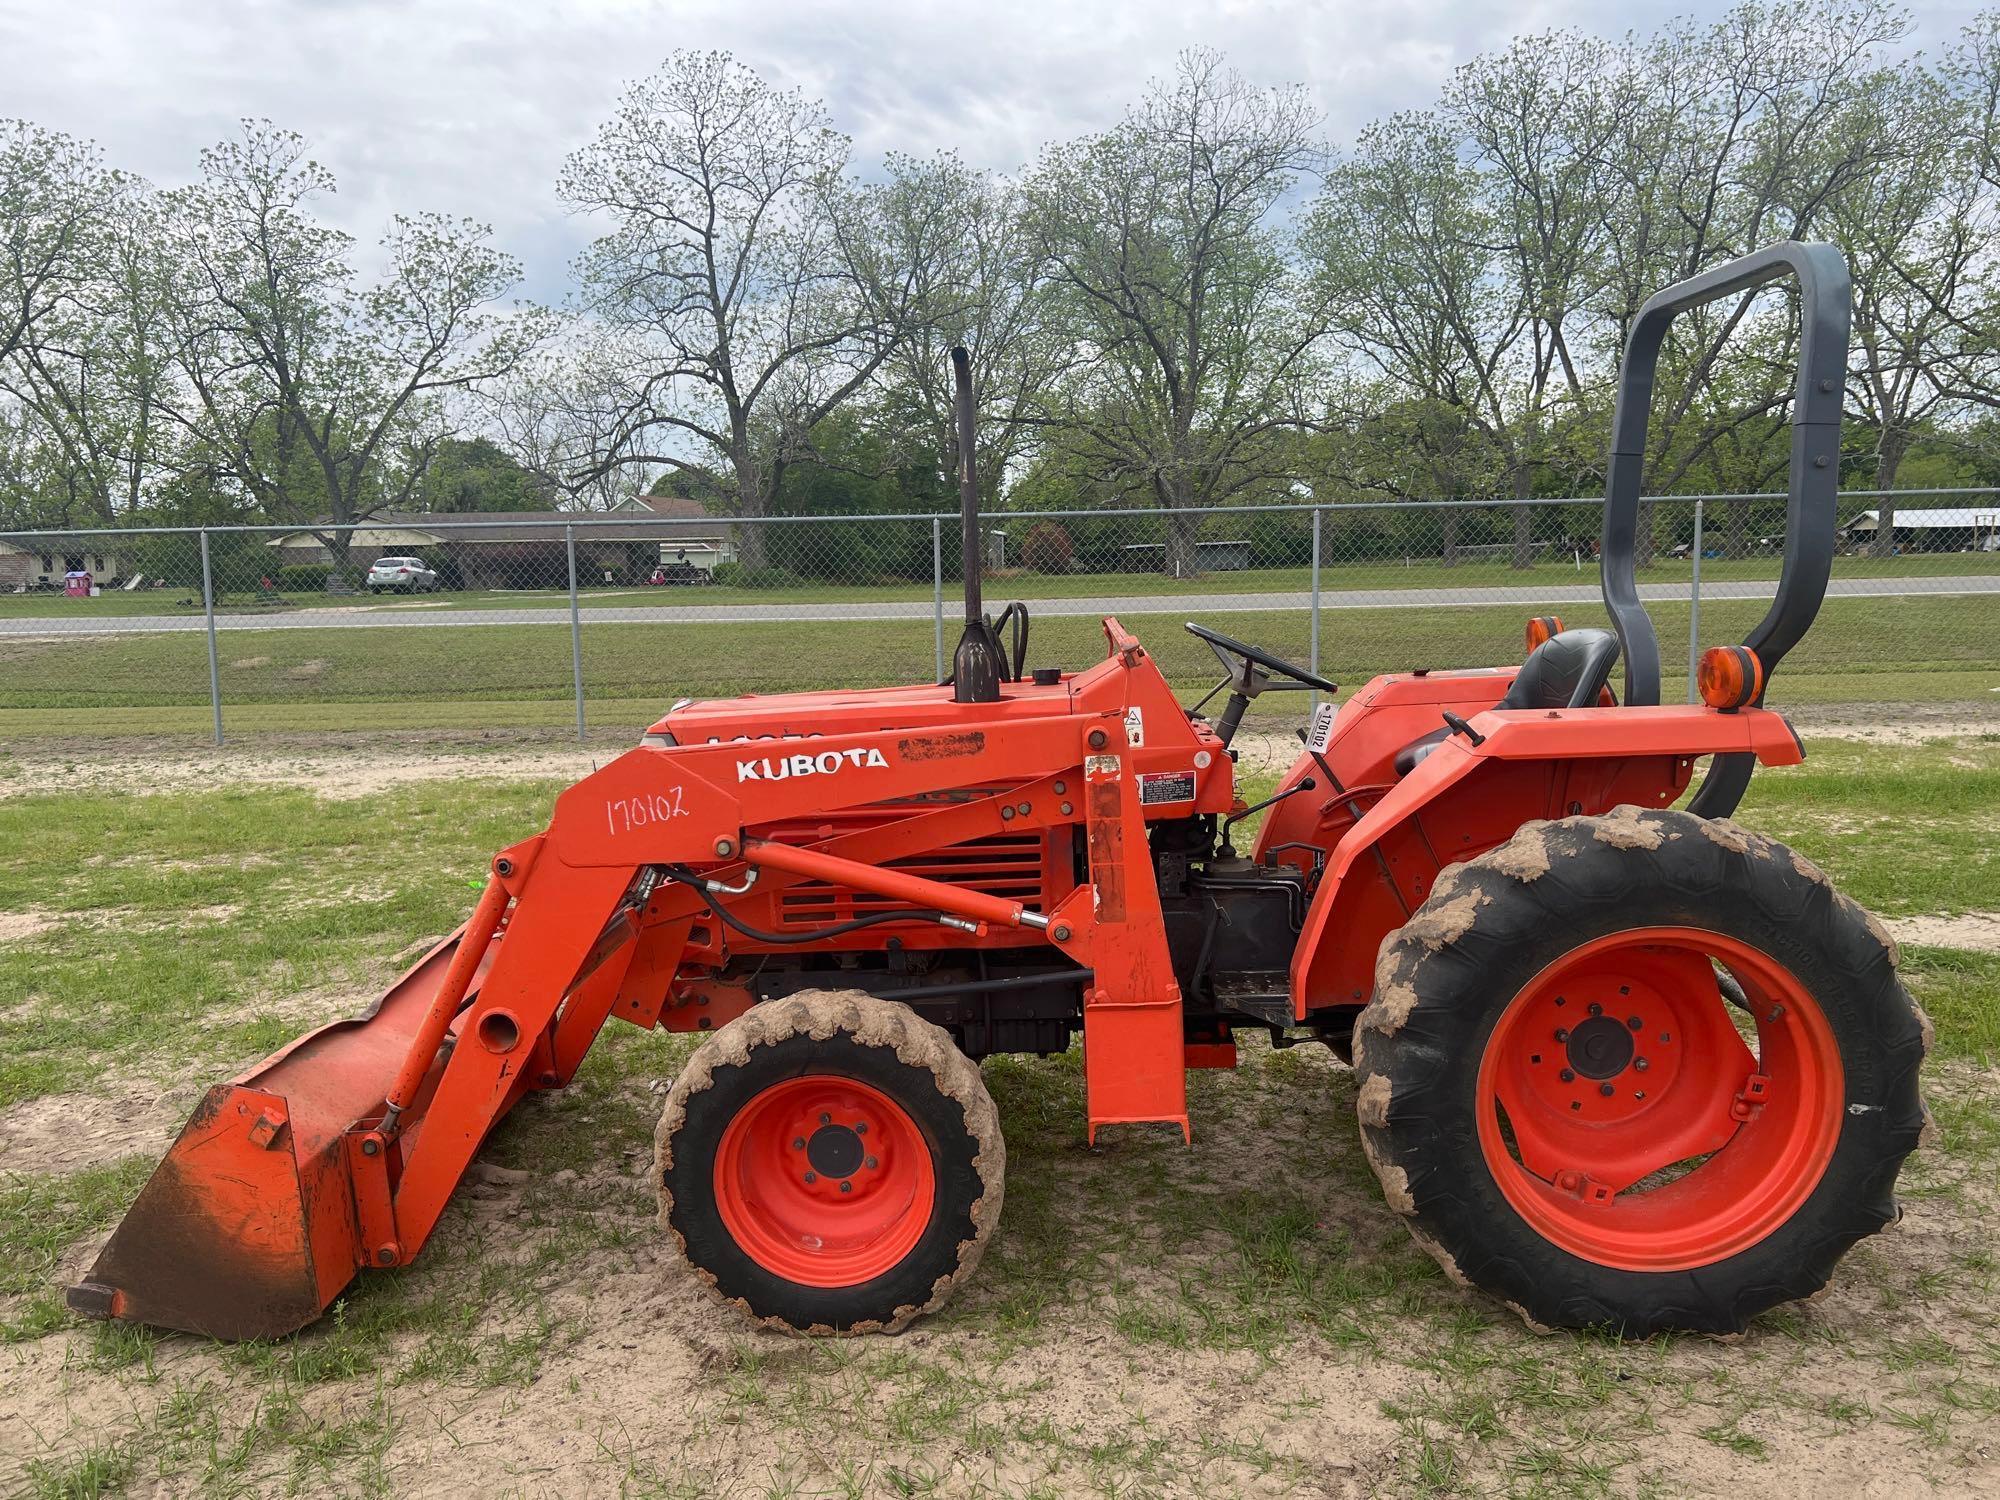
xmin=5 ymin=573 xmax=1998 ymax=638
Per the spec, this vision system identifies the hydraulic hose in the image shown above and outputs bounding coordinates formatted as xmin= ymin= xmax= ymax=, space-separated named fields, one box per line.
xmin=659 ymin=865 xmax=956 ymax=946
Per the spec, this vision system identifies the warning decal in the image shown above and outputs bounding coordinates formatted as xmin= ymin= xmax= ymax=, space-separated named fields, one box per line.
xmin=1138 ymin=770 xmax=1197 ymax=805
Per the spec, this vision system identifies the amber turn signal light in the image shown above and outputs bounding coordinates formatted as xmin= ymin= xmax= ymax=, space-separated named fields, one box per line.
xmin=1697 ymin=645 xmax=1764 ymax=711
xmin=1524 ymin=615 xmax=1564 ymax=652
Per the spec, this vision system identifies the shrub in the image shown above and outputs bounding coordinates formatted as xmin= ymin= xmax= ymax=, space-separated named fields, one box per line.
xmin=712 ymin=563 xmax=806 ymax=590
xmin=275 ymin=563 xmax=335 ymax=593
xmin=1247 ymin=511 xmax=1312 ymax=567
xmin=1020 ymin=521 xmax=1074 ymax=574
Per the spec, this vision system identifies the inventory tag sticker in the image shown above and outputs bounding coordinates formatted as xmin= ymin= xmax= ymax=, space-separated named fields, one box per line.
xmin=1306 ymin=703 xmax=1335 ymax=753
xmin=1138 ymin=770 xmax=1196 ymax=805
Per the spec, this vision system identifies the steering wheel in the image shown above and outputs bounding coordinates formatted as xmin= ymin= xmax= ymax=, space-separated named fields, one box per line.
xmin=1186 ymin=622 xmax=1337 ymax=693
xmin=1184 ymin=621 xmax=1337 ymax=745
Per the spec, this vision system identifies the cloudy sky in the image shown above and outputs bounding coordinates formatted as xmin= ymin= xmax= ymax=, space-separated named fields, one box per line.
xmin=1 ymin=0 xmax=1983 ymax=300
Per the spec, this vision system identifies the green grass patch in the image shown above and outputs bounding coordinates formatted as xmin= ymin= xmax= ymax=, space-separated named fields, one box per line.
xmin=1 ymin=593 xmax=1995 ymax=724
xmin=1743 ymin=736 xmax=2000 ymax=916
xmin=1898 ymin=950 xmax=2000 ymax=1065
xmin=0 ymin=779 xmax=569 ymax=1106
xmin=0 ymin=1157 xmax=152 ymax=1296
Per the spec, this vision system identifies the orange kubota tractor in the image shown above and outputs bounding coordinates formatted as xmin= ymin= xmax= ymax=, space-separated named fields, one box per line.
xmin=75 ymin=243 xmax=1930 ymax=1341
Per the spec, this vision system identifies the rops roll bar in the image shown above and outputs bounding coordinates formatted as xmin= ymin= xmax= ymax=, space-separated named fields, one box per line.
xmin=1598 ymin=241 xmax=1851 ymax=817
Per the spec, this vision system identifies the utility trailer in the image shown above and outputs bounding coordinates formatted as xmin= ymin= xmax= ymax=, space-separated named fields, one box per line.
xmin=73 ymin=243 xmax=1930 ymax=1340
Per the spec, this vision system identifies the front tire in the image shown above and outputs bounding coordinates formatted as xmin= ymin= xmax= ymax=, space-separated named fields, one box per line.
xmin=657 ymin=991 xmax=1004 ymax=1333
xmin=1353 ymin=806 xmax=1930 ymax=1336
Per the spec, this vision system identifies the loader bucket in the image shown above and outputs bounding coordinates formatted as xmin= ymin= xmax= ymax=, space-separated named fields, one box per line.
xmin=68 ymin=924 xmax=500 ymax=1341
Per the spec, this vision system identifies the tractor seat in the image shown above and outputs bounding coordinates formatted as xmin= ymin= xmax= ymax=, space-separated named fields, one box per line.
xmin=1393 ymin=628 xmax=1622 ymax=776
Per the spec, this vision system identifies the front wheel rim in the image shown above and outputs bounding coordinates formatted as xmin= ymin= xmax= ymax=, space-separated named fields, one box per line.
xmin=1474 ymin=926 xmax=1844 ymax=1272
xmin=713 ymin=1075 xmax=936 ymax=1287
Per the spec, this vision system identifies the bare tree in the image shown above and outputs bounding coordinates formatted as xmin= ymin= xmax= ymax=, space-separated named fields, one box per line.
xmin=839 ymin=154 xmax=1066 ymax=508
xmin=1590 ymin=0 xmax=1912 ymax=557
xmin=156 ymin=122 xmax=529 ymax=573
xmin=480 ymin=340 xmax=660 ymax=511
xmin=0 ymin=186 xmax=178 ymax=524
xmin=1821 ymin=55 xmax=1997 ymax=552
xmin=560 ymin=52 xmax=902 ymax=563
xmin=1445 ymin=31 xmax=1622 ymax=565
xmin=1308 ymin=111 xmax=1521 ymax=565
xmin=1024 ymin=49 xmax=1329 ymax=575
xmin=0 ymin=122 xmax=122 ymax=368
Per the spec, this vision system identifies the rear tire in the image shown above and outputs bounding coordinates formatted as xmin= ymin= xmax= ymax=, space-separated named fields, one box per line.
xmin=657 ymin=990 xmax=1004 ymax=1333
xmin=1353 ymin=806 xmax=1930 ymax=1336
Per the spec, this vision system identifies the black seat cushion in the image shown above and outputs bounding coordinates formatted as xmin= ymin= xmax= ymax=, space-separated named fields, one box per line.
xmin=1392 ymin=725 xmax=1452 ymax=776
xmin=1393 ymin=629 xmax=1622 ymax=776
xmin=1497 ymin=628 xmax=1621 ymax=712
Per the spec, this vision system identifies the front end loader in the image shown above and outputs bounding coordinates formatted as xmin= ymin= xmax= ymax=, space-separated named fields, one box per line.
xmin=74 ymin=245 xmax=1930 ymax=1341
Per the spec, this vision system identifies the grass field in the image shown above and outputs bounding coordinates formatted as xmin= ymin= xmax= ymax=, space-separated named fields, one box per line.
xmin=4 ymin=546 xmax=1998 ymax=622
xmin=0 ymin=595 xmax=1996 ymax=749
xmin=0 ymin=731 xmax=1997 ymax=1497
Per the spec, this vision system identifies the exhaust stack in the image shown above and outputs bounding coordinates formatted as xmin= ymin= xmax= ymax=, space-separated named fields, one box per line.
xmin=949 ymin=346 xmax=1005 ymax=703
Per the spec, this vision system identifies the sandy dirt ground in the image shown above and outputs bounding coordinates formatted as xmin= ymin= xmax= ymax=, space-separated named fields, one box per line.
xmin=0 ymin=1040 xmax=1995 ymax=1498
xmin=2 ymin=699 xmax=1994 ymax=804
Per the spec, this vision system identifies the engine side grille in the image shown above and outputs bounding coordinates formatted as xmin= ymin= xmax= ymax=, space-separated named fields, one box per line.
xmin=748 ymin=801 xmax=1069 ymax=929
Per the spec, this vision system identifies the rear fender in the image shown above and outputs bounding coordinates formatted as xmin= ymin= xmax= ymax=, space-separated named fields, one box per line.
xmin=1289 ymin=705 xmax=1804 ymax=1021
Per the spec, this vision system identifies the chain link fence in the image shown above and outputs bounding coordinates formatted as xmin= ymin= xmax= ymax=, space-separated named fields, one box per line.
xmin=2 ymin=490 xmax=1996 ymax=745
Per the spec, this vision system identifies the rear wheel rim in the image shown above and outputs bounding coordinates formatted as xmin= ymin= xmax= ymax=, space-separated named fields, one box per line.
xmin=1474 ymin=926 xmax=1844 ymax=1271
xmin=713 ymin=1075 xmax=935 ymax=1287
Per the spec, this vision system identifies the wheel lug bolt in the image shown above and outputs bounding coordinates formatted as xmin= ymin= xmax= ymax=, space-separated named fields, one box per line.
xmin=865 ymin=1156 xmax=878 ymax=1169
xmin=839 ymin=1180 xmax=853 ymax=1193
xmin=1559 ymin=1068 xmax=1576 ymax=1083
xmin=1587 ymin=1002 xmax=1603 ymax=1017
xmin=1599 ymin=1083 xmax=1615 ymax=1097
xmin=1626 ymin=1016 xmax=1643 ymax=1031
xmin=804 ymin=1172 xmax=817 ymax=1184
xmin=855 ymin=1122 xmax=868 ymax=1135
xmin=792 ymin=1137 xmax=805 ymax=1150
xmin=819 ymin=1113 xmax=832 ymax=1125
xmin=1658 ymin=1032 xmax=1671 ymax=1044
xmin=1554 ymin=1028 xmax=1569 ymax=1042
xmin=1634 ymin=1057 xmax=1650 ymax=1072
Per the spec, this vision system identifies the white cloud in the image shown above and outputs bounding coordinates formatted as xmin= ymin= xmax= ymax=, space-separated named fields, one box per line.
xmin=1 ymin=0 xmax=1979 ymax=301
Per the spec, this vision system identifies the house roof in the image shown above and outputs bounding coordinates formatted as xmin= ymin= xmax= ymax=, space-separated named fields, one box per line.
xmin=267 ymin=509 xmax=730 ymax=546
xmin=0 ymin=535 xmax=127 ymax=554
xmin=1846 ymin=507 xmax=2000 ymax=530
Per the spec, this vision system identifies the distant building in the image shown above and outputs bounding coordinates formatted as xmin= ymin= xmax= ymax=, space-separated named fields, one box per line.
xmin=1842 ymin=506 xmax=2000 ymax=553
xmin=0 ymin=536 xmax=130 ymax=590
xmin=265 ymin=497 xmax=738 ymax=588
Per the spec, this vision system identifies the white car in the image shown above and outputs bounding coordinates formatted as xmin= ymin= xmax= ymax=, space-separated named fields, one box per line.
xmin=365 ymin=556 xmax=440 ymax=594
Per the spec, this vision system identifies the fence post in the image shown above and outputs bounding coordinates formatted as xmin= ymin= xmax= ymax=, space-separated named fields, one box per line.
xmin=1687 ymin=498 xmax=1705 ymax=703
xmin=1309 ymin=507 xmax=1324 ymax=710
xmin=932 ymin=516 xmax=944 ymax=683
xmin=565 ymin=523 xmax=586 ymax=743
xmin=198 ymin=527 xmax=224 ymax=746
